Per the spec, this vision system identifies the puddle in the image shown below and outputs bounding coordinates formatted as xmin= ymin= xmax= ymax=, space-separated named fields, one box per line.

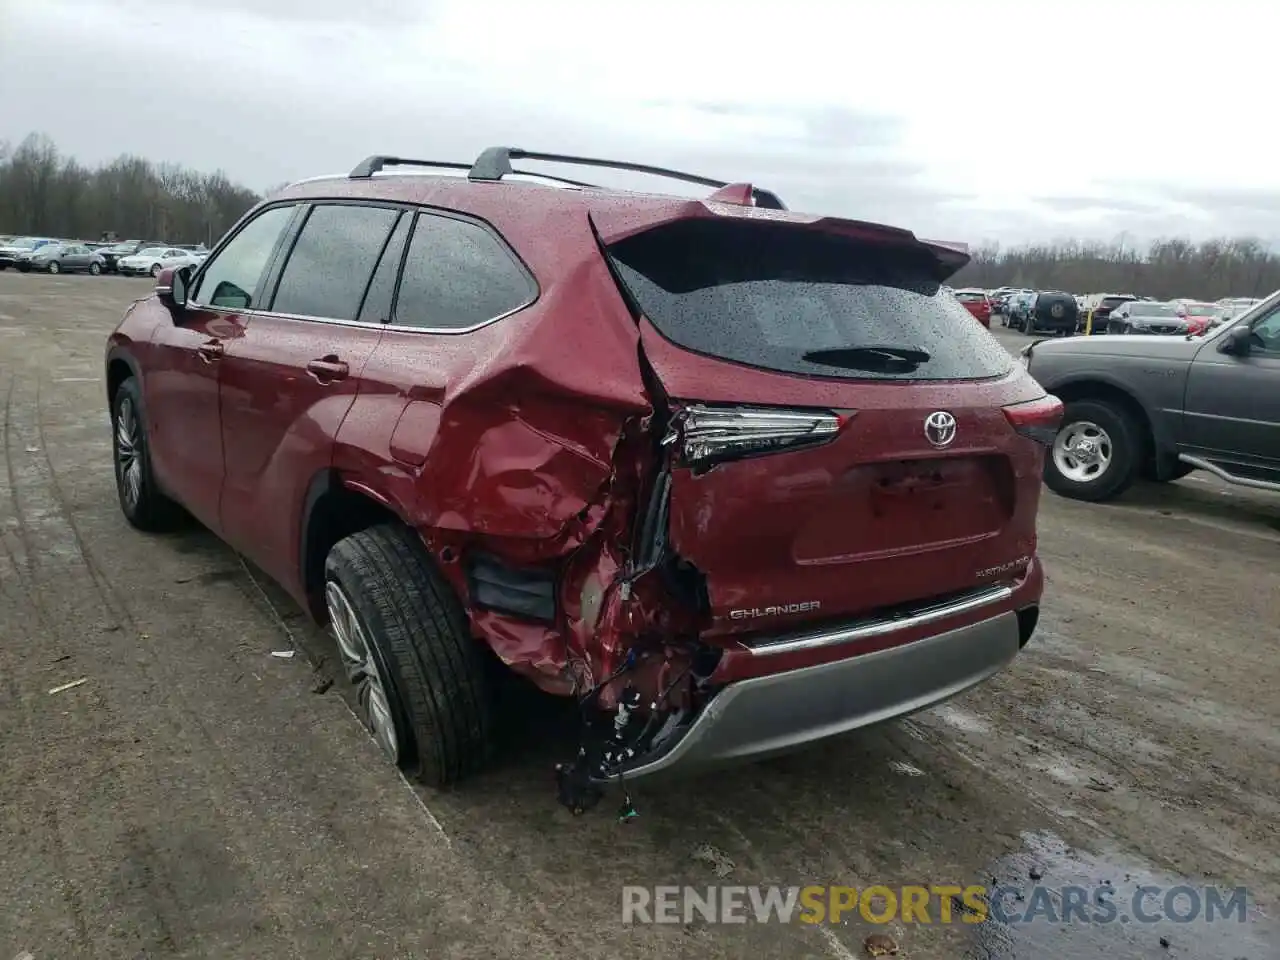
xmin=966 ymin=831 xmax=1275 ymax=959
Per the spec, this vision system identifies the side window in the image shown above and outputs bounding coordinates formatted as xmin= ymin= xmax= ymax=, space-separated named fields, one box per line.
xmin=270 ymin=204 xmax=400 ymax=322
xmin=191 ymin=205 xmax=295 ymax=310
xmin=1251 ymin=307 xmax=1280 ymax=354
xmin=357 ymin=212 xmax=411 ymax=324
xmin=392 ymin=213 xmax=535 ymax=330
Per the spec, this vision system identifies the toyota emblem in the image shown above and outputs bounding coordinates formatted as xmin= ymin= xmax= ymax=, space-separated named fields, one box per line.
xmin=924 ymin=411 xmax=957 ymax=447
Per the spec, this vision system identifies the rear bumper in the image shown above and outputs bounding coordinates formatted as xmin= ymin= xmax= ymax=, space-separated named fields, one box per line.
xmin=612 ymin=597 xmax=1029 ymax=782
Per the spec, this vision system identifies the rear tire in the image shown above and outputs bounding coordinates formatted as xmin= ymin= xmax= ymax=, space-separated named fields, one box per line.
xmin=1044 ymin=399 xmax=1141 ymax=502
xmin=324 ymin=524 xmax=495 ymax=787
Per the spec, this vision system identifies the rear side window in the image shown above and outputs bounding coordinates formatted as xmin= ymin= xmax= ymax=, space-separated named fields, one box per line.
xmin=392 ymin=213 xmax=535 ymax=330
xmin=271 ymin=204 xmax=400 ymax=321
xmin=607 ymin=219 xmax=1013 ymax=381
xmin=193 ymin=205 xmax=295 ymax=310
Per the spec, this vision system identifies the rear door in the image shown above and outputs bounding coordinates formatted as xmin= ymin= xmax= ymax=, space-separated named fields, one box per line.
xmin=64 ymin=245 xmax=89 ymax=270
xmin=600 ymin=212 xmax=1051 ymax=639
xmin=216 ymin=201 xmax=402 ymax=591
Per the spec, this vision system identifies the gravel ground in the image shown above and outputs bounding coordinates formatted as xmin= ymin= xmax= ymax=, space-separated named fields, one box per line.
xmin=1 ymin=274 xmax=1277 ymax=960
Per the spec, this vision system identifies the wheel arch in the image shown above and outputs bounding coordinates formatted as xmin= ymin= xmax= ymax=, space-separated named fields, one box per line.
xmin=105 ymin=348 xmax=142 ymax=412
xmin=298 ymin=469 xmax=414 ymax=622
xmin=1048 ymin=377 xmax=1162 ymax=472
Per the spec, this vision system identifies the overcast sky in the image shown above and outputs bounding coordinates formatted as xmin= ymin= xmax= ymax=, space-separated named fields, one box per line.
xmin=1 ymin=0 xmax=1274 ymax=247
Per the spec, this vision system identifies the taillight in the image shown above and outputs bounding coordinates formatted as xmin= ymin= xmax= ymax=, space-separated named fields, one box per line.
xmin=665 ymin=403 xmax=849 ymax=473
xmin=1002 ymin=395 xmax=1063 ymax=445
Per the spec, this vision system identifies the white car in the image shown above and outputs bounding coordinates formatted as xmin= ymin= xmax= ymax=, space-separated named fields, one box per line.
xmin=117 ymin=247 xmax=200 ymax=278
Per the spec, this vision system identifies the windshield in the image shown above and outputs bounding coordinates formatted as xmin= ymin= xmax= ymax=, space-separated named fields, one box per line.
xmin=6 ymin=238 xmax=39 ymax=250
xmin=1130 ymin=302 xmax=1178 ymax=317
xmin=606 ymin=219 xmax=1013 ymax=382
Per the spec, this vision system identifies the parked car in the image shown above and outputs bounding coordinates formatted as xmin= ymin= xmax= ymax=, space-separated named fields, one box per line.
xmin=951 ymin=287 xmax=993 ymax=327
xmin=1105 ymin=300 xmax=1187 ymax=335
xmin=1005 ymin=290 xmax=1037 ymax=328
xmin=1024 ymin=293 xmax=1280 ymax=501
xmin=1175 ymin=301 xmax=1218 ymax=336
xmin=117 ymin=246 xmax=200 ymax=277
xmin=1019 ymin=291 xmax=1078 ymax=335
xmin=1206 ymin=299 xmax=1260 ymax=330
xmin=0 ymin=236 xmax=57 ymax=270
xmin=104 ymin=146 xmax=1060 ymax=803
xmin=1081 ymin=293 xmax=1139 ymax=334
xmin=14 ymin=241 xmax=107 ymax=275
xmin=98 ymin=240 xmax=170 ymax=273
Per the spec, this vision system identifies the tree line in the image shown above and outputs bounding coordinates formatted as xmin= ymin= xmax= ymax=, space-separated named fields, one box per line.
xmin=3 ymin=131 xmax=1277 ymax=301
xmin=951 ymin=236 xmax=1280 ymax=301
xmin=0 ymin=133 xmax=261 ymax=246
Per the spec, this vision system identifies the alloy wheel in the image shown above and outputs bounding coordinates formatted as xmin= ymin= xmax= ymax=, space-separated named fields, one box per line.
xmin=115 ymin=397 xmax=144 ymax=511
xmin=326 ymin=580 xmax=400 ymax=763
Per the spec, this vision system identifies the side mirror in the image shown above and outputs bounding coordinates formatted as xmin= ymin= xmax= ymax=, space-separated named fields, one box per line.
xmin=155 ymin=266 xmax=188 ymax=309
xmin=1219 ymin=324 xmax=1253 ymax=355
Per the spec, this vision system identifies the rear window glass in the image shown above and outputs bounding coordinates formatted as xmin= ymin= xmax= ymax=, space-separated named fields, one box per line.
xmin=953 ymin=291 xmax=985 ymax=302
xmin=1100 ymin=296 xmax=1136 ymax=309
xmin=605 ymin=219 xmax=1012 ymax=382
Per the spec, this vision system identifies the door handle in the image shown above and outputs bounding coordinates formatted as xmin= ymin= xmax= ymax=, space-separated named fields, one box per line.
xmin=306 ymin=357 xmax=349 ymax=382
xmin=197 ymin=340 xmax=224 ymax=362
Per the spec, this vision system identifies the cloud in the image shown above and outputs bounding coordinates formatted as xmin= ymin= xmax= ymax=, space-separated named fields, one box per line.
xmin=1 ymin=0 xmax=1275 ymax=247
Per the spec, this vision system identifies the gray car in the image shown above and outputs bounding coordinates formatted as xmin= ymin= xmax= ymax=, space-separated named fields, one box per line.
xmin=16 ymin=242 xmax=106 ymax=275
xmin=1023 ymin=293 xmax=1280 ymax=501
xmin=1105 ymin=300 xmax=1188 ymax=335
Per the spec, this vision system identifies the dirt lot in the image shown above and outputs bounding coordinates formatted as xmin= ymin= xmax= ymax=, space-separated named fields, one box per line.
xmin=2 ymin=272 xmax=1277 ymax=960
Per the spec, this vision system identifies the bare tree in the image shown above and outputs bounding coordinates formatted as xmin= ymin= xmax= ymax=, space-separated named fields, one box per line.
xmin=952 ymin=234 xmax=1280 ymax=300
xmin=0 ymin=131 xmax=260 ymax=244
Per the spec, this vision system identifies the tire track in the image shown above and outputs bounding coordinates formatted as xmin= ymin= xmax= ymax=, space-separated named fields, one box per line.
xmin=21 ymin=372 xmax=312 ymax=960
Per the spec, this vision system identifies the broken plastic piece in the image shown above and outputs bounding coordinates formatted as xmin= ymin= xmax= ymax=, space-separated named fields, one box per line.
xmin=270 ymin=649 xmax=296 ymax=659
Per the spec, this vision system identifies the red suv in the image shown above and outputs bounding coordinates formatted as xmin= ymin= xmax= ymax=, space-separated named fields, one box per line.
xmin=951 ymin=288 xmax=994 ymax=327
xmin=105 ymin=147 xmax=1059 ymax=807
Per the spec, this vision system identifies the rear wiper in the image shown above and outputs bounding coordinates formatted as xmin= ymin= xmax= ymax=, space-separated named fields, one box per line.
xmin=803 ymin=345 xmax=932 ymax=370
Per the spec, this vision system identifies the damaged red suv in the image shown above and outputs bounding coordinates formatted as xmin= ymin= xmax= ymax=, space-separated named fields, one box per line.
xmin=105 ymin=147 xmax=1059 ymax=806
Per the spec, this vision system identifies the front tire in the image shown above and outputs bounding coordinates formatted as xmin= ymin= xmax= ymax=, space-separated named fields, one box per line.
xmin=1044 ymin=399 xmax=1141 ymax=502
xmin=324 ymin=524 xmax=495 ymax=786
xmin=47 ymin=261 xmax=60 ymax=275
xmin=89 ymin=262 xmax=102 ymax=276
xmin=112 ymin=378 xmax=182 ymax=530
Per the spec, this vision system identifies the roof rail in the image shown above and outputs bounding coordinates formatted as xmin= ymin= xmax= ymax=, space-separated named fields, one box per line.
xmin=467 ymin=147 xmax=787 ymax=210
xmin=347 ymin=155 xmax=599 ymax=189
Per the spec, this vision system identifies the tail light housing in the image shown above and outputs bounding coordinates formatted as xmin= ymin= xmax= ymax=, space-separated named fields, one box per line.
xmin=1002 ymin=395 xmax=1063 ymax=445
xmin=665 ymin=403 xmax=849 ymax=473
